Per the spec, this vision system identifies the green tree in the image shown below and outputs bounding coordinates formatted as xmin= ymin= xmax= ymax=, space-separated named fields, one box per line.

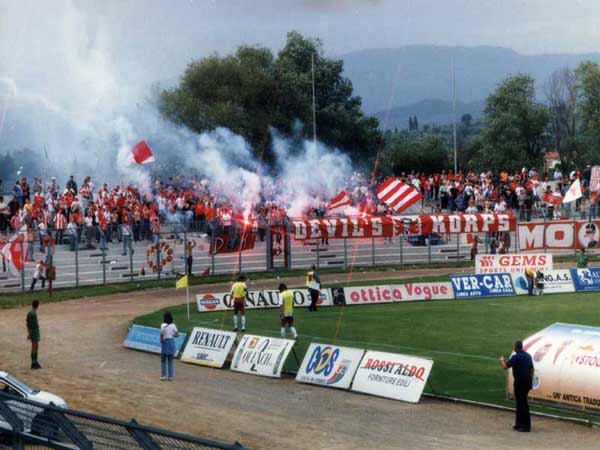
xmin=380 ymin=134 xmax=449 ymax=174
xmin=160 ymin=31 xmax=379 ymax=163
xmin=575 ymin=61 xmax=600 ymax=164
xmin=478 ymin=74 xmax=549 ymax=171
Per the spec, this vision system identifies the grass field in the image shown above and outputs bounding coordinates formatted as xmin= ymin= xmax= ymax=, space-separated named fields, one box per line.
xmin=133 ymin=277 xmax=600 ymax=420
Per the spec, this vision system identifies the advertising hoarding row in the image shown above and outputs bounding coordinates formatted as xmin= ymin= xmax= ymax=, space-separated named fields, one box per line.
xmin=196 ymin=289 xmax=331 ymax=312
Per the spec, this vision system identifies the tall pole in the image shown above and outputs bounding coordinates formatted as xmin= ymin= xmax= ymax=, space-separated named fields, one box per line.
xmin=452 ymin=56 xmax=458 ymax=174
xmin=311 ymin=52 xmax=317 ymax=148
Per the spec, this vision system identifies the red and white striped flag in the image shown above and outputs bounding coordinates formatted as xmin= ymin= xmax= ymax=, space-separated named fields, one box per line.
xmin=131 ymin=140 xmax=155 ymax=164
xmin=1 ymin=233 xmax=28 ymax=273
xmin=327 ymin=191 xmax=351 ymax=213
xmin=376 ymin=178 xmax=422 ymax=213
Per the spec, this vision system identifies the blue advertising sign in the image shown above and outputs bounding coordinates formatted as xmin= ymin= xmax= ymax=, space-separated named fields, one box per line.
xmin=450 ymin=273 xmax=515 ymax=298
xmin=123 ymin=325 xmax=187 ymax=357
xmin=570 ymin=268 xmax=600 ymax=292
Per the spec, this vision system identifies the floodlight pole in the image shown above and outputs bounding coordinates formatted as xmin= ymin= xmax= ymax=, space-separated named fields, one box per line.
xmin=311 ymin=52 xmax=317 ymax=148
xmin=452 ymin=56 xmax=458 ymax=174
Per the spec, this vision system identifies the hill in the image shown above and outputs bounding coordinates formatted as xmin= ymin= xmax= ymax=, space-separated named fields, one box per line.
xmin=341 ymin=45 xmax=600 ymax=114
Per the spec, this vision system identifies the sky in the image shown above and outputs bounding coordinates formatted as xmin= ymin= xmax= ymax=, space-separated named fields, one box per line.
xmin=2 ymin=0 xmax=600 ymax=100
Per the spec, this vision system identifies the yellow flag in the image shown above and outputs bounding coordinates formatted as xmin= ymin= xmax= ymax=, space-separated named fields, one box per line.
xmin=176 ymin=275 xmax=189 ymax=289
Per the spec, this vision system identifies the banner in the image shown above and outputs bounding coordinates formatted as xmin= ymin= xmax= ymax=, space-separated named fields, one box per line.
xmin=351 ymin=350 xmax=433 ymax=403
xmin=344 ymin=283 xmax=453 ymax=305
xmin=209 ymin=231 xmax=256 ymax=255
xmin=508 ymin=323 xmax=600 ymax=410
xmin=292 ymin=213 xmax=515 ymax=240
xmin=123 ymin=325 xmax=187 ymax=357
xmin=296 ymin=343 xmax=364 ymax=389
xmin=180 ymin=327 xmax=237 ymax=368
xmin=518 ymin=220 xmax=600 ymax=251
xmin=512 ymin=270 xmax=575 ymax=295
xmin=231 ymin=334 xmax=295 ymax=378
xmin=571 ymin=268 xmax=600 ymax=291
xmin=450 ymin=274 xmax=515 ymax=298
xmin=476 ymin=254 xmax=553 ymax=274
xmin=196 ymin=289 xmax=332 ymax=312
xmin=591 ymin=166 xmax=600 ymax=192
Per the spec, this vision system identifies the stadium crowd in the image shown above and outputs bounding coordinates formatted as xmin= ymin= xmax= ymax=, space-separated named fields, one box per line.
xmin=0 ymin=165 xmax=596 ymax=259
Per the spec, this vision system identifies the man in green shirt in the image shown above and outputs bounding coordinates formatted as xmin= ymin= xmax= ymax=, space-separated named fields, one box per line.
xmin=577 ymin=248 xmax=589 ymax=268
xmin=26 ymin=300 xmax=41 ymax=369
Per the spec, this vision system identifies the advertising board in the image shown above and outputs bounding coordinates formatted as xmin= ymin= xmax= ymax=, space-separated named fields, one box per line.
xmin=511 ymin=270 xmax=575 ymax=295
xmin=180 ymin=327 xmax=237 ymax=368
xmin=571 ymin=268 xmax=600 ymax=292
xmin=508 ymin=323 xmax=600 ymax=410
xmin=296 ymin=343 xmax=364 ymax=390
xmin=231 ymin=334 xmax=295 ymax=378
xmin=476 ymin=254 xmax=553 ymax=274
xmin=197 ymin=289 xmax=332 ymax=312
xmin=123 ymin=325 xmax=187 ymax=357
xmin=450 ymin=274 xmax=515 ymax=298
xmin=351 ymin=350 xmax=433 ymax=403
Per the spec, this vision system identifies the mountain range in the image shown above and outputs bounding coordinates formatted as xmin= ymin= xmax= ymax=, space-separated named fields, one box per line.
xmin=340 ymin=45 xmax=600 ymax=128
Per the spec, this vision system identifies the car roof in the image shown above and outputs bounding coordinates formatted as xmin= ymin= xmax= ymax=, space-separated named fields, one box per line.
xmin=0 ymin=371 xmax=7 ymax=378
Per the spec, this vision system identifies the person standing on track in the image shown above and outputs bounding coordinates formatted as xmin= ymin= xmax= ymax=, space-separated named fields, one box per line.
xmin=185 ymin=240 xmax=196 ymax=276
xmin=278 ymin=283 xmax=298 ymax=339
xmin=306 ymin=265 xmax=321 ymax=312
xmin=26 ymin=300 xmax=42 ymax=370
xmin=499 ymin=340 xmax=534 ymax=432
xmin=160 ymin=312 xmax=179 ymax=381
xmin=231 ymin=275 xmax=249 ymax=332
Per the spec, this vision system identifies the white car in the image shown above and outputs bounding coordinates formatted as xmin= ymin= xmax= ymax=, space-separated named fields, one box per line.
xmin=0 ymin=371 xmax=67 ymax=436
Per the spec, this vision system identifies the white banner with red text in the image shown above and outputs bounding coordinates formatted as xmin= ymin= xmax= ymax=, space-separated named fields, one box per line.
xmin=351 ymin=350 xmax=433 ymax=403
xmin=476 ymin=254 xmax=553 ymax=274
xmin=292 ymin=213 xmax=515 ymax=240
xmin=343 ymin=282 xmax=454 ymax=305
xmin=231 ymin=334 xmax=295 ymax=378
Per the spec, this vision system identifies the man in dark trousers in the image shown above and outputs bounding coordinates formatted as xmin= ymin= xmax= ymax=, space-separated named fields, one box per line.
xmin=306 ymin=264 xmax=321 ymax=312
xmin=26 ymin=300 xmax=42 ymax=369
xmin=500 ymin=340 xmax=534 ymax=432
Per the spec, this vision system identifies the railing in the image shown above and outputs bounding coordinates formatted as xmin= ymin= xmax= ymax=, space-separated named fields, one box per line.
xmin=0 ymin=390 xmax=248 ymax=450
xmin=0 ymin=210 xmax=598 ymax=293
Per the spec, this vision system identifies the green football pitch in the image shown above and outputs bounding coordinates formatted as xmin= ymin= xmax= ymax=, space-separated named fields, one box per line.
xmin=133 ymin=277 xmax=600 ymax=418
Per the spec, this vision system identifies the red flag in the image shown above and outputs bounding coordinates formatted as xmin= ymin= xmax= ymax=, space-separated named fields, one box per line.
xmin=376 ymin=178 xmax=422 ymax=213
xmin=131 ymin=140 xmax=155 ymax=164
xmin=327 ymin=191 xmax=351 ymax=213
xmin=1 ymin=233 xmax=28 ymax=273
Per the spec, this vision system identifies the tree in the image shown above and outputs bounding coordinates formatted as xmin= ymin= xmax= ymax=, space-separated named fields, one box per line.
xmin=380 ymin=134 xmax=449 ymax=175
xmin=545 ymin=67 xmax=578 ymax=171
xmin=478 ymin=74 xmax=549 ymax=171
xmin=160 ymin=31 xmax=380 ymax=163
xmin=460 ymin=113 xmax=472 ymax=128
xmin=575 ymin=61 xmax=600 ymax=164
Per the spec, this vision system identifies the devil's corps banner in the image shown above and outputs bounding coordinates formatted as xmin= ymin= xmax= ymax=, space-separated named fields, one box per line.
xmin=291 ymin=213 xmax=515 ymax=240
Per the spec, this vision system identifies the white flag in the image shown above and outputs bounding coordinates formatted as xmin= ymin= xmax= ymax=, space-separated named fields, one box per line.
xmin=563 ymin=179 xmax=582 ymax=203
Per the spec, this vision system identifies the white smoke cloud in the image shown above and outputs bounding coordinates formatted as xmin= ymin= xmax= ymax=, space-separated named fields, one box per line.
xmin=0 ymin=0 xmax=356 ymax=217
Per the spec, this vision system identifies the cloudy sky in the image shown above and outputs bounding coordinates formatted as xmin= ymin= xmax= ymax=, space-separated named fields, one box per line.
xmin=1 ymin=0 xmax=599 ymax=99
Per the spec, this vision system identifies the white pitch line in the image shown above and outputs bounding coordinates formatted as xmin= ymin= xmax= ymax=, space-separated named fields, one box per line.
xmin=99 ymin=361 xmax=106 ymax=369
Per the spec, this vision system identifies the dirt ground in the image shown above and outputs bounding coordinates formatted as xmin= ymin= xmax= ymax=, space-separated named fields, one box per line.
xmin=2 ymin=268 xmax=599 ymax=450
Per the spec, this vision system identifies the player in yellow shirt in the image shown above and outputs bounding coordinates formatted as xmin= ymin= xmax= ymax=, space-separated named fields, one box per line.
xmin=279 ymin=283 xmax=298 ymax=339
xmin=231 ymin=275 xmax=249 ymax=332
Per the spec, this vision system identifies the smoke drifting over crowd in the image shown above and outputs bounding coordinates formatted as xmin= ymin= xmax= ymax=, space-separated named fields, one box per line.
xmin=0 ymin=0 xmax=354 ymax=215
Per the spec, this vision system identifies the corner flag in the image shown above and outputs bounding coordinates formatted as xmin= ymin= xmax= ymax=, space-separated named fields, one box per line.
xmin=176 ymin=275 xmax=189 ymax=289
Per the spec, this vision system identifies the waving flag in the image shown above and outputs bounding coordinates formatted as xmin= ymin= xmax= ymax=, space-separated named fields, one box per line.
xmin=376 ymin=178 xmax=422 ymax=213
xmin=327 ymin=191 xmax=351 ymax=213
xmin=1 ymin=233 xmax=28 ymax=273
xmin=131 ymin=140 xmax=155 ymax=164
xmin=562 ymin=179 xmax=582 ymax=203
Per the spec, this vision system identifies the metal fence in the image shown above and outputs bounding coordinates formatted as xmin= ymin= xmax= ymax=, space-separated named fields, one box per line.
xmin=0 ymin=212 xmax=597 ymax=293
xmin=0 ymin=391 xmax=248 ymax=450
